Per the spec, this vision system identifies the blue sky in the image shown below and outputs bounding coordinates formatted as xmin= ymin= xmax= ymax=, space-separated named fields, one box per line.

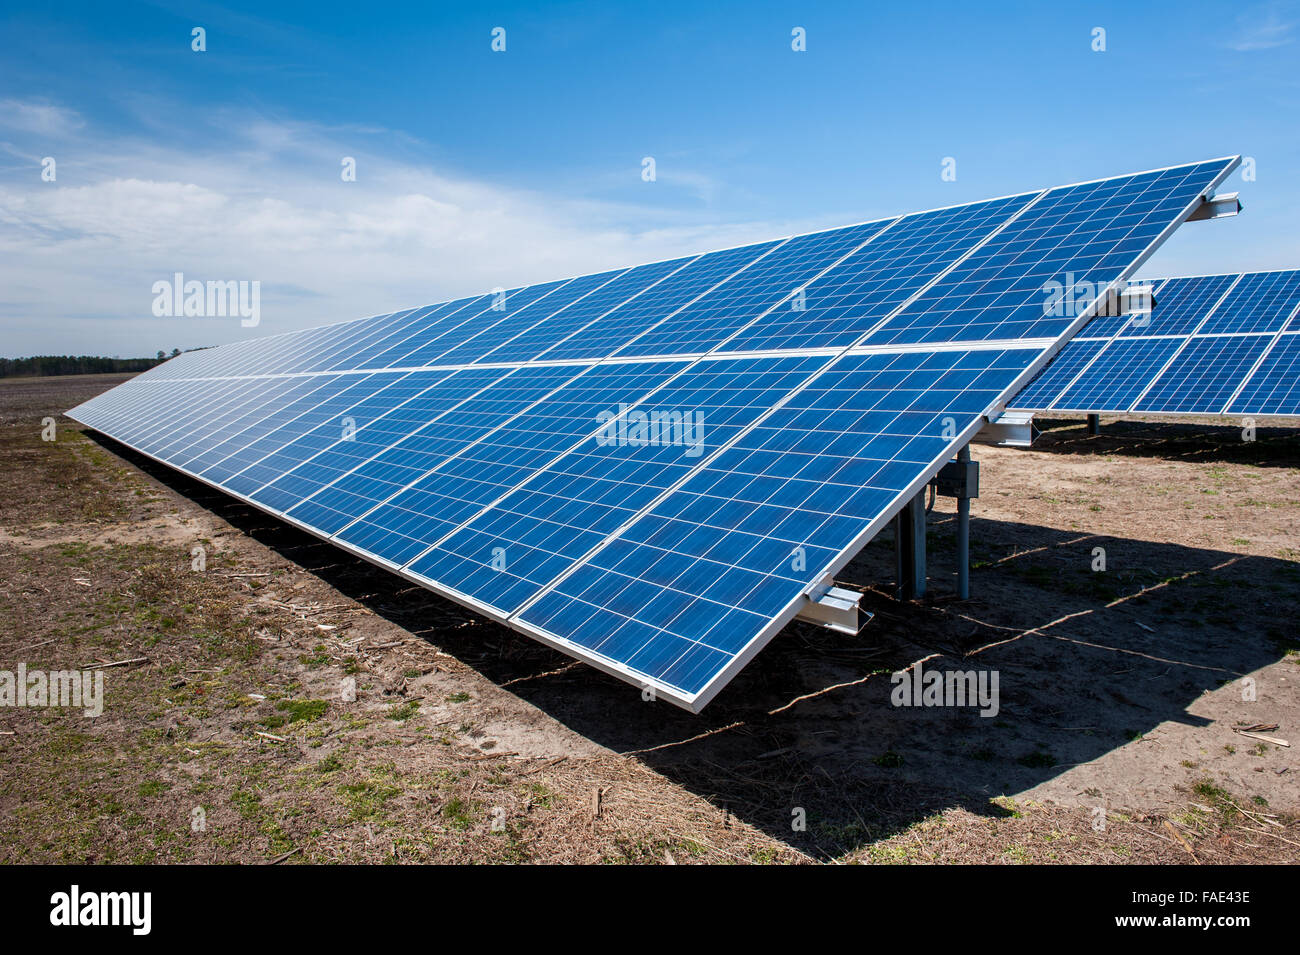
xmin=1 ymin=0 xmax=1297 ymax=356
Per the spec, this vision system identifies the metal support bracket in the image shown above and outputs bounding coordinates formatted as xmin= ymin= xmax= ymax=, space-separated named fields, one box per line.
xmin=1186 ymin=191 xmax=1242 ymax=222
xmin=1094 ymin=284 xmax=1157 ymax=318
xmin=796 ymin=577 xmax=869 ymax=635
xmin=975 ymin=410 xmax=1035 ymax=447
xmin=954 ymin=446 xmax=972 ymax=599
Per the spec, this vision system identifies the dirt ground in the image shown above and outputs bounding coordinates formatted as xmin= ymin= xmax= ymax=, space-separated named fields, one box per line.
xmin=1 ymin=373 xmax=1296 ymax=864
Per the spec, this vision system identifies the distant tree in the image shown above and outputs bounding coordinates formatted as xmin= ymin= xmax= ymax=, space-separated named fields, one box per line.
xmin=0 ymin=354 xmax=171 ymax=378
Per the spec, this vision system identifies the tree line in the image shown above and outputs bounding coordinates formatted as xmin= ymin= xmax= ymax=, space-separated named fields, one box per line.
xmin=0 ymin=349 xmax=186 ymax=379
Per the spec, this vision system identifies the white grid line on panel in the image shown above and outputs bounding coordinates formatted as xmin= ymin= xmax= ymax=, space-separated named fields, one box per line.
xmin=1124 ymin=275 xmax=1247 ymax=411
xmin=389 ymin=217 xmax=916 ymax=574
xmin=1220 ymin=298 xmax=1300 ymax=412
xmin=508 ymin=185 xmax=1056 ymax=625
xmin=307 ymin=238 xmax=800 ymax=543
xmin=1037 ymin=277 xmax=1187 ymax=411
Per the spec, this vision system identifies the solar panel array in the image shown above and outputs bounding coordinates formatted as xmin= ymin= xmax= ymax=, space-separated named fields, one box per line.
xmin=66 ymin=158 xmax=1236 ymax=710
xmin=1010 ymin=269 xmax=1300 ymax=416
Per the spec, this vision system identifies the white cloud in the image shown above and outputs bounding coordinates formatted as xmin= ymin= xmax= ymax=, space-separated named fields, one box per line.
xmin=0 ymin=99 xmax=85 ymax=137
xmin=0 ymin=103 xmax=829 ymax=357
xmin=1228 ymin=4 xmax=1297 ymax=51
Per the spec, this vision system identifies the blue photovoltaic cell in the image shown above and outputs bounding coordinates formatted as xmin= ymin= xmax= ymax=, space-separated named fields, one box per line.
xmin=259 ymin=366 xmax=514 ymax=522
xmin=71 ymin=379 xmax=172 ymax=435
xmin=330 ymin=362 xmax=693 ymax=554
xmin=1008 ymin=270 xmax=1300 ymax=415
xmin=1227 ymin=333 xmax=1300 ymax=415
xmin=519 ymin=348 xmax=1041 ymax=696
xmin=348 ymin=360 xmax=701 ymax=576
xmin=181 ymin=375 xmax=349 ymax=475
xmin=358 ymin=296 xmax=505 ymax=370
xmin=865 ymin=161 xmax=1232 ymax=347
xmin=258 ymin=306 xmax=427 ymax=376
xmin=480 ymin=257 xmax=694 ymax=364
xmin=203 ymin=375 xmax=388 ymax=487
xmin=315 ymin=299 xmax=482 ymax=372
xmin=1115 ymin=274 xmax=1236 ymax=338
xmin=1197 ymin=270 xmax=1300 ymax=335
xmin=1009 ymin=339 xmax=1108 ymax=410
xmin=407 ymin=354 xmax=831 ymax=612
xmin=725 ymin=193 xmax=1035 ymax=352
xmin=1050 ymin=337 xmax=1185 ymax=412
xmin=136 ymin=333 xmax=276 ymax=381
xmin=329 ymin=296 xmax=494 ymax=372
xmin=65 ymin=157 xmax=1236 ymax=709
xmin=242 ymin=371 xmax=464 ymax=514
xmin=116 ymin=348 xmax=210 ymax=381
xmin=139 ymin=377 xmax=297 ymax=458
xmin=540 ymin=240 xmax=783 ymax=361
xmin=97 ymin=381 xmax=231 ymax=448
xmin=613 ymin=220 xmax=897 ymax=357
xmin=435 ymin=268 xmax=628 ymax=365
xmin=223 ymin=374 xmax=412 ymax=496
xmin=376 ymin=281 xmax=569 ymax=369
xmin=300 ymin=364 xmax=595 ymax=554
xmin=1134 ymin=335 xmax=1274 ymax=413
xmin=95 ymin=377 xmax=232 ymax=448
xmin=191 ymin=307 xmax=420 ymax=380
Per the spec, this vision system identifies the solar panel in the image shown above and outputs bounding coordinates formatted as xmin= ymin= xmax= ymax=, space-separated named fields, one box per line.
xmin=1136 ymin=335 xmax=1275 ymax=413
xmin=407 ymin=354 xmax=830 ymax=610
xmin=1010 ymin=339 xmax=1108 ymax=410
xmin=723 ymin=193 xmax=1035 ymax=352
xmin=1116 ymin=275 xmax=1235 ymax=337
xmin=1008 ymin=269 xmax=1300 ymax=416
xmin=1198 ymin=270 xmax=1300 ymax=335
xmin=1051 ymin=337 xmax=1187 ymax=413
xmin=1227 ymin=332 xmax=1300 ymax=414
xmin=515 ymin=346 xmax=1042 ymax=696
xmin=67 ymin=158 xmax=1237 ymax=710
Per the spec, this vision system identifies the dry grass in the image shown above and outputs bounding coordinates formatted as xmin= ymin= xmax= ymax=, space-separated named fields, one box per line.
xmin=1 ymin=375 xmax=1296 ymax=864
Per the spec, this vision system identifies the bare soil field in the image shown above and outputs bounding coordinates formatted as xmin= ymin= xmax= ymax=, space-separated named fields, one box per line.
xmin=1 ymin=373 xmax=1297 ymax=864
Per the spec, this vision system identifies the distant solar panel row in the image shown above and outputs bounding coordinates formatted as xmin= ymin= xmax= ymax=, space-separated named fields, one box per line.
xmin=67 ymin=158 xmax=1236 ymax=710
xmin=1009 ymin=269 xmax=1300 ymax=415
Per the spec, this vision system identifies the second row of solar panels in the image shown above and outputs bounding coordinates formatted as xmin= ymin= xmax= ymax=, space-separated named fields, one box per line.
xmin=1010 ymin=270 xmax=1300 ymax=415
